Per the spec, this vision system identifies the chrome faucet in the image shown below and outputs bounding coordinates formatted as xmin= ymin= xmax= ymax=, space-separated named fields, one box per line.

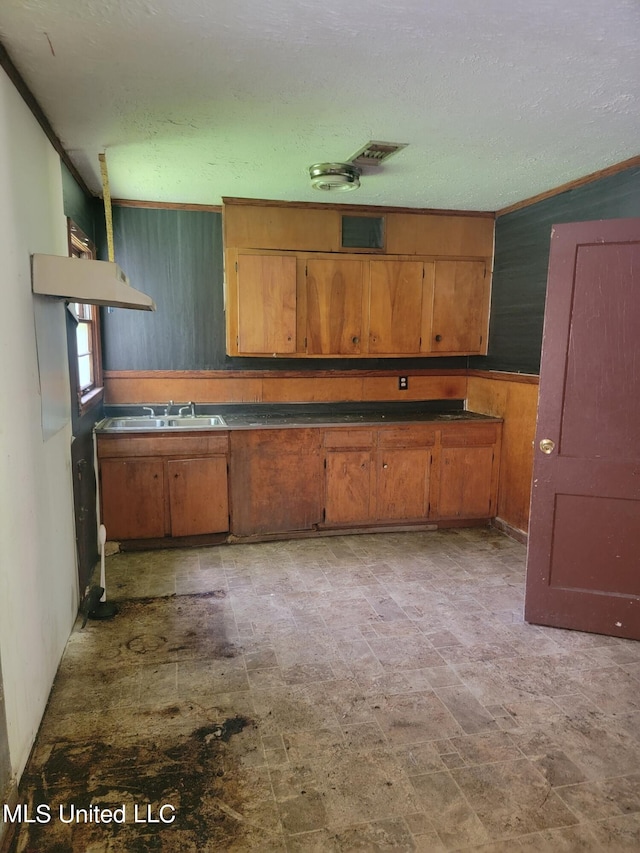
xmin=178 ymin=401 xmax=196 ymax=417
xmin=164 ymin=400 xmax=174 ymax=416
xmin=142 ymin=406 xmax=155 ymax=417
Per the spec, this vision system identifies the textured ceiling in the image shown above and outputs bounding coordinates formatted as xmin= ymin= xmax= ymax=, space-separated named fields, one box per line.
xmin=0 ymin=0 xmax=638 ymax=210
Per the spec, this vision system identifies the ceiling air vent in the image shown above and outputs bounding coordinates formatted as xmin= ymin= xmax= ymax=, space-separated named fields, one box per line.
xmin=348 ymin=140 xmax=408 ymax=169
xmin=309 ymin=162 xmax=361 ymax=192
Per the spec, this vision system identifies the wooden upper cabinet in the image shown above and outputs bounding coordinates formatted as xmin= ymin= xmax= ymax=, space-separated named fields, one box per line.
xmin=368 ymin=260 xmax=426 ymax=354
xmin=224 ymin=202 xmax=340 ymax=252
xmin=236 ymin=253 xmax=297 ymax=354
xmin=386 ymin=212 xmax=494 ymax=257
xmin=428 ymin=260 xmax=489 ymax=355
xmin=305 ymin=258 xmax=366 ymax=354
xmin=224 ymin=200 xmax=494 ymax=358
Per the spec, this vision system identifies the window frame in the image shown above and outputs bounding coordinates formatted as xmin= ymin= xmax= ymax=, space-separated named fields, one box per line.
xmin=68 ymin=219 xmax=104 ymax=415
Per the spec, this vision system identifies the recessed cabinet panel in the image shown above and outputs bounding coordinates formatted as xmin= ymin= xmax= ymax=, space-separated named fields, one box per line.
xmin=430 ymin=260 xmax=488 ymax=354
xmin=325 ymin=451 xmax=375 ymax=525
xmin=100 ymin=458 xmax=165 ymax=540
xmin=377 ymin=448 xmax=431 ymax=521
xmin=369 ymin=260 xmax=425 ymax=354
xmin=306 ymin=259 xmax=366 ymax=354
xmin=438 ymin=445 xmax=495 ymax=518
xmin=168 ymin=456 xmax=229 ymax=537
xmin=237 ymin=254 xmax=297 ymax=353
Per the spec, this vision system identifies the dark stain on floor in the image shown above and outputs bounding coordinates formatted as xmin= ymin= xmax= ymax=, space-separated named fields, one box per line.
xmin=10 ymin=714 xmax=256 ymax=852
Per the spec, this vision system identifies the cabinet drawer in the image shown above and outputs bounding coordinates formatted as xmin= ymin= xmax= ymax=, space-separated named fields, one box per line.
xmin=377 ymin=426 xmax=436 ymax=448
xmin=97 ymin=432 xmax=229 ymax=458
xmin=324 ymin=429 xmax=375 ymax=449
xmin=439 ymin=423 xmax=499 ymax=447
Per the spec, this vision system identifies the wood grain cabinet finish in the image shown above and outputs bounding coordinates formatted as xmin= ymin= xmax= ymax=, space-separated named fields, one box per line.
xmin=98 ymin=433 xmax=230 ymax=540
xmin=229 ymin=428 xmax=324 ymax=536
xmin=323 ymin=426 xmax=435 ymax=527
xmin=226 ymin=250 xmax=490 ymax=358
xmin=433 ymin=423 xmax=502 ymax=519
xmin=235 ymin=253 xmax=297 ymax=354
xmin=305 ymin=258 xmax=366 ymax=355
xmin=223 ymin=200 xmax=494 ymax=359
xmin=100 ymin=457 xmax=165 ymax=540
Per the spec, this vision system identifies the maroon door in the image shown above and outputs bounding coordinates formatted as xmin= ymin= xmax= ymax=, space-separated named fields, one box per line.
xmin=525 ymin=218 xmax=640 ymax=640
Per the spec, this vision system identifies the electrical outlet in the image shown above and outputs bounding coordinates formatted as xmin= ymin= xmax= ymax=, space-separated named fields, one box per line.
xmin=398 ymin=376 xmax=409 ymax=390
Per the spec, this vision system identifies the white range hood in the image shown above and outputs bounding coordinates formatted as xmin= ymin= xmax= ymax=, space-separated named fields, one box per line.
xmin=31 ymin=254 xmax=156 ymax=311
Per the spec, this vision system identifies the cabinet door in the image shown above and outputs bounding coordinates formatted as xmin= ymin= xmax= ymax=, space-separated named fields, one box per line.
xmin=429 ymin=260 xmax=489 ymax=354
xmin=325 ymin=451 xmax=375 ymax=525
xmin=236 ymin=253 xmax=297 ymax=353
xmin=368 ymin=260 xmax=426 ymax=354
xmin=100 ymin=458 xmax=165 ymax=540
xmin=305 ymin=258 xmax=366 ymax=354
xmin=230 ymin=429 xmax=324 ymax=536
xmin=376 ymin=448 xmax=431 ymax=521
xmin=437 ymin=445 xmax=496 ymax=518
xmin=168 ymin=456 xmax=229 ymax=537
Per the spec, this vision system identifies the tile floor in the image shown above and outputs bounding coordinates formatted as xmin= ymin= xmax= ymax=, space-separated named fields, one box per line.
xmin=7 ymin=528 xmax=640 ymax=851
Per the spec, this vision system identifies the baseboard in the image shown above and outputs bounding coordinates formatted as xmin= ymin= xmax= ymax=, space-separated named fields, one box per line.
xmin=492 ymin=516 xmax=528 ymax=545
xmin=0 ymin=777 xmax=19 ymax=853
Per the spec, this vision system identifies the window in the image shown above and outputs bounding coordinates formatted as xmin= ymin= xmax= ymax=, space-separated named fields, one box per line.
xmin=68 ymin=220 xmax=103 ymax=412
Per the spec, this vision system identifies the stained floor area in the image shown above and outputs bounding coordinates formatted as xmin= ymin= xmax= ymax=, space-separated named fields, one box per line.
xmin=7 ymin=528 xmax=640 ymax=852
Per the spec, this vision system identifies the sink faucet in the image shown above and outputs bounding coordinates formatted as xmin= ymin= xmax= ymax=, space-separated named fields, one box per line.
xmin=164 ymin=400 xmax=174 ymax=416
xmin=142 ymin=406 xmax=155 ymax=417
xmin=178 ymin=401 xmax=196 ymax=417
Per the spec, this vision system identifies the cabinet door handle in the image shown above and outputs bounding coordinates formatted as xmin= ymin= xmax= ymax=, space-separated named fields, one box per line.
xmin=382 ymin=463 xmax=388 ymax=469
xmin=352 ymin=336 xmax=360 ymax=344
xmin=434 ymin=334 xmax=442 ymax=342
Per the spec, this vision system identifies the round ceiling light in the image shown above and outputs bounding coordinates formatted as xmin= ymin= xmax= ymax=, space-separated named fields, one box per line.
xmin=309 ymin=162 xmax=361 ymax=192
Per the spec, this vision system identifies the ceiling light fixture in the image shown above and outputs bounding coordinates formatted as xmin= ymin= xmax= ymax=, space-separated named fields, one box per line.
xmin=309 ymin=162 xmax=361 ymax=192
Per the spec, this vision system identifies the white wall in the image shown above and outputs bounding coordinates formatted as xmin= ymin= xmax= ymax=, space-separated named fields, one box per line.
xmin=0 ymin=66 xmax=78 ymax=783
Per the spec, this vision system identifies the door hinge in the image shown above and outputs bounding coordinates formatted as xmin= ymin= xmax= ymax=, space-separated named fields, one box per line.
xmin=324 ymin=458 xmax=327 ymax=469
xmin=304 ymin=336 xmax=308 ymax=349
xmin=322 ymin=507 xmax=326 ymax=522
xmin=235 ymin=261 xmax=238 ymax=272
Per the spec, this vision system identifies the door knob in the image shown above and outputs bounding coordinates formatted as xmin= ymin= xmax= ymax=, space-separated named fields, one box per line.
xmin=539 ymin=438 xmax=555 ymax=454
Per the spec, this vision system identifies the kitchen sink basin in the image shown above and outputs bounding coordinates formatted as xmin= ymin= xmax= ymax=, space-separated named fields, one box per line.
xmin=98 ymin=415 xmax=227 ymax=431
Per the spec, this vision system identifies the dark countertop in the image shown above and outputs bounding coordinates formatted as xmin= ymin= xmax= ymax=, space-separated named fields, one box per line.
xmin=97 ymin=401 xmax=502 ymax=433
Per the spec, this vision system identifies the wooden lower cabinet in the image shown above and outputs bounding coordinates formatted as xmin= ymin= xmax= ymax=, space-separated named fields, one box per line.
xmin=98 ymin=419 xmax=501 ymax=542
xmin=434 ymin=423 xmax=501 ymax=519
xmin=325 ymin=450 xmax=375 ymax=525
xmin=230 ymin=429 xmax=324 ymax=536
xmin=98 ymin=433 xmax=230 ymax=540
xmin=100 ymin=457 xmax=165 ymax=540
xmin=167 ymin=456 xmax=229 ymax=537
xmin=323 ymin=426 xmax=434 ymax=527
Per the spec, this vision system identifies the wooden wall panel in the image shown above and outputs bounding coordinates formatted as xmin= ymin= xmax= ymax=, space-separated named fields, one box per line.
xmin=104 ymin=370 xmax=468 ymax=405
xmin=466 ymin=373 xmax=539 ymax=536
xmin=261 ymin=376 xmax=364 ymax=402
xmin=104 ymin=373 xmax=262 ymax=404
xmin=362 ymin=375 xmax=467 ymax=401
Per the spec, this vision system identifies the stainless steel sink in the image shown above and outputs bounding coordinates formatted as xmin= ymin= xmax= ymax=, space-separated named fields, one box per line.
xmin=98 ymin=415 xmax=227 ymax=431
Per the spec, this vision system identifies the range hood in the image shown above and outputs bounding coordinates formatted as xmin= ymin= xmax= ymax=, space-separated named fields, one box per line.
xmin=31 ymin=254 xmax=156 ymax=311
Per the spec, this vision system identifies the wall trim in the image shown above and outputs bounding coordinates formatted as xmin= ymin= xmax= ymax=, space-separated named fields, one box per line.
xmin=105 ymin=368 xmax=469 ymax=380
xmin=0 ymin=42 xmax=94 ymax=200
xmin=0 ymin=777 xmax=19 ymax=853
xmin=468 ymin=370 xmax=539 ymax=385
xmin=496 ymin=155 xmax=640 ymax=217
xmin=222 ymin=196 xmax=496 ymax=218
xmin=112 ymin=199 xmax=222 ymax=212
xmin=492 ymin=516 xmax=528 ymax=546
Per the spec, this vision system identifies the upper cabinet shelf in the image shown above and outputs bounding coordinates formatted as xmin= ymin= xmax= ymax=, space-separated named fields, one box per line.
xmin=223 ymin=199 xmax=494 ymax=359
